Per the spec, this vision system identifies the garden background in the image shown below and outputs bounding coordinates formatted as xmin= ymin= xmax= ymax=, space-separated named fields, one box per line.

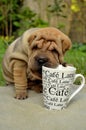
xmin=0 ymin=0 xmax=86 ymax=85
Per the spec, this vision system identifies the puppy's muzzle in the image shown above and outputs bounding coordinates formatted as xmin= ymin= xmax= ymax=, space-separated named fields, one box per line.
xmin=35 ymin=56 xmax=48 ymax=67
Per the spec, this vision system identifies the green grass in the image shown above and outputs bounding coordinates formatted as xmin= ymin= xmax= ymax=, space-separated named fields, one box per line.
xmin=64 ymin=44 xmax=86 ymax=78
xmin=0 ymin=36 xmax=14 ymax=85
xmin=0 ymin=38 xmax=86 ymax=86
xmin=0 ymin=39 xmax=7 ymax=85
xmin=64 ymin=45 xmax=86 ymax=84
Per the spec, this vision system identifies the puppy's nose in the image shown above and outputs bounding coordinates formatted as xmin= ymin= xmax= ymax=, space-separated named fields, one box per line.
xmin=35 ymin=56 xmax=48 ymax=65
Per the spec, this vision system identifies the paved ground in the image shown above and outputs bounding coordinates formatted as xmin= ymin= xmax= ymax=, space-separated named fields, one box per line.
xmin=0 ymin=85 xmax=86 ymax=130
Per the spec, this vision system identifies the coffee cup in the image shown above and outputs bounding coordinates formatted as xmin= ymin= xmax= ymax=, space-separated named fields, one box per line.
xmin=42 ymin=65 xmax=85 ymax=110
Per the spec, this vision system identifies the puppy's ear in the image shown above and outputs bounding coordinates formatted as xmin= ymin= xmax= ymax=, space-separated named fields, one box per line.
xmin=61 ymin=36 xmax=72 ymax=54
xmin=56 ymin=36 xmax=72 ymax=64
xmin=28 ymin=34 xmax=36 ymax=46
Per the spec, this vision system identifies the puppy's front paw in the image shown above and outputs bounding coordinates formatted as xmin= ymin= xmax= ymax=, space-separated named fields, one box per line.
xmin=62 ymin=62 xmax=73 ymax=67
xmin=32 ymin=85 xmax=43 ymax=93
xmin=14 ymin=91 xmax=28 ymax=100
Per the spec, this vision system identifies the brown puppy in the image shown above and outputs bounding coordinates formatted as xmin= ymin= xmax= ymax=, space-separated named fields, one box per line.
xmin=2 ymin=27 xmax=72 ymax=99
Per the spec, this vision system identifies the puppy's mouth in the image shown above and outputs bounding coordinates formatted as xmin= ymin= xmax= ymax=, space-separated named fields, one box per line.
xmin=30 ymin=62 xmax=58 ymax=80
xmin=30 ymin=68 xmax=42 ymax=80
xmin=29 ymin=54 xmax=59 ymax=80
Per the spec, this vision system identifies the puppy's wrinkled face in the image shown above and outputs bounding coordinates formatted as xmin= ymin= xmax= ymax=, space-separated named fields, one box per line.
xmin=28 ymin=38 xmax=61 ymax=79
xmin=27 ymin=28 xmax=72 ymax=80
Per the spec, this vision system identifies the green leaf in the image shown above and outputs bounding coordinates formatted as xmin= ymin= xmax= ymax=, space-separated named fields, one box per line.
xmin=13 ymin=21 xmax=20 ymax=27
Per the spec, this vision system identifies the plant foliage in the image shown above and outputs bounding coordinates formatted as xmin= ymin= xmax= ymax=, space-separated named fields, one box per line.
xmin=48 ymin=0 xmax=66 ymax=17
xmin=0 ymin=0 xmax=48 ymax=37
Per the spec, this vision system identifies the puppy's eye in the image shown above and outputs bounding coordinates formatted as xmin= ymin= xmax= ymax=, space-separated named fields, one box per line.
xmin=52 ymin=49 xmax=57 ymax=54
xmin=32 ymin=45 xmax=38 ymax=50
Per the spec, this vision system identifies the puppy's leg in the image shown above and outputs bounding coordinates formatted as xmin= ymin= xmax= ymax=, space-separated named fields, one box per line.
xmin=32 ymin=84 xmax=42 ymax=93
xmin=28 ymin=79 xmax=42 ymax=93
xmin=13 ymin=60 xmax=28 ymax=99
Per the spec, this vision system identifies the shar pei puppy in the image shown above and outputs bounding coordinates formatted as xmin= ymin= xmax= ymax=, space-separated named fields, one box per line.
xmin=2 ymin=27 xmax=72 ymax=99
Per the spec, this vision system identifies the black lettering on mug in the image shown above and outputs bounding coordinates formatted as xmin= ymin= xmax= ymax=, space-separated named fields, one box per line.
xmin=49 ymin=87 xmax=56 ymax=95
xmin=49 ymin=87 xmax=69 ymax=96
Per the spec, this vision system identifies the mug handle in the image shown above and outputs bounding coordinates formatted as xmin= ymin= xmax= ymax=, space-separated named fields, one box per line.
xmin=68 ymin=74 xmax=85 ymax=103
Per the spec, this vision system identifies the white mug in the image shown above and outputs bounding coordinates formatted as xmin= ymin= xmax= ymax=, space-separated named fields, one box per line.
xmin=42 ymin=65 xmax=85 ymax=110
